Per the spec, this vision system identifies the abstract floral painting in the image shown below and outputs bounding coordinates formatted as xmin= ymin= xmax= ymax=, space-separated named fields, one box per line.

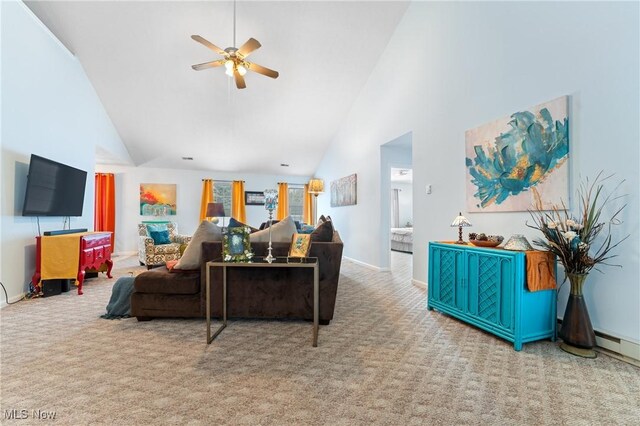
xmin=465 ymin=96 xmax=569 ymax=212
xmin=140 ymin=183 xmax=177 ymax=215
xmin=331 ymin=174 xmax=357 ymax=207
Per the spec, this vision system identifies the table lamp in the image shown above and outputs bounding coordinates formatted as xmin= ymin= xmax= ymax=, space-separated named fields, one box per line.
xmin=206 ymin=202 xmax=226 ymax=228
xmin=451 ymin=212 xmax=472 ymax=244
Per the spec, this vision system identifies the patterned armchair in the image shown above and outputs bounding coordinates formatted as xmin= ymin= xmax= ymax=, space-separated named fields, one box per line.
xmin=138 ymin=222 xmax=192 ymax=269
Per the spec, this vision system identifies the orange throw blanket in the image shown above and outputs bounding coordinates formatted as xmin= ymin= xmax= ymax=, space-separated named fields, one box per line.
xmin=525 ymin=251 xmax=556 ymax=292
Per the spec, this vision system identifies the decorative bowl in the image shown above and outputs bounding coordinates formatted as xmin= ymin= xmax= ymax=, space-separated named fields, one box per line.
xmin=469 ymin=239 xmax=501 ymax=248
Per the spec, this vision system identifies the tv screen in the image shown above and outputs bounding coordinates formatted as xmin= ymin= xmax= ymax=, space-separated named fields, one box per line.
xmin=22 ymin=155 xmax=88 ymax=217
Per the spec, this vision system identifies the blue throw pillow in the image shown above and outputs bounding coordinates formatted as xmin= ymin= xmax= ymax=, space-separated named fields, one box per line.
xmin=299 ymin=224 xmax=315 ymax=234
xmin=146 ymin=223 xmax=168 ymax=234
xmin=149 ymin=230 xmax=171 ymax=245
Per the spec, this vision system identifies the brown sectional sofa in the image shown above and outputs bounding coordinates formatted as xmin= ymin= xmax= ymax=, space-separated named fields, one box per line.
xmin=130 ymin=238 xmax=344 ymax=324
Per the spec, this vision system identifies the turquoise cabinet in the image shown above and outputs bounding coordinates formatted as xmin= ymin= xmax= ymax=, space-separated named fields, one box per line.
xmin=428 ymin=242 xmax=556 ymax=351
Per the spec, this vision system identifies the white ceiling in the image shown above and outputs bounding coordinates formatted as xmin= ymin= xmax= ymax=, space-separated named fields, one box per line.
xmin=25 ymin=1 xmax=409 ymax=176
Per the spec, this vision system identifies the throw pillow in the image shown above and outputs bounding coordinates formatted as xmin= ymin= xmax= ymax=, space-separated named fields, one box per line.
xmin=250 ymin=216 xmax=297 ymax=243
xmin=149 ymin=230 xmax=171 ymax=245
xmin=259 ymin=220 xmax=280 ymax=230
xmin=228 ymin=217 xmax=259 ymax=233
xmin=146 ymin=223 xmax=168 ymax=234
xmin=299 ymin=224 xmax=315 ymax=234
xmin=175 ymin=221 xmax=223 ymax=270
xmin=310 ymin=219 xmax=334 ymax=242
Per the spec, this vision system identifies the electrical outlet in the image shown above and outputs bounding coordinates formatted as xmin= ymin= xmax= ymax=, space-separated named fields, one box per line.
xmin=426 ymin=184 xmax=432 ymax=194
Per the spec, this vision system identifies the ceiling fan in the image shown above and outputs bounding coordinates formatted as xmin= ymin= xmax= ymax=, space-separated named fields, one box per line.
xmin=191 ymin=35 xmax=279 ymax=89
xmin=190 ymin=2 xmax=279 ymax=89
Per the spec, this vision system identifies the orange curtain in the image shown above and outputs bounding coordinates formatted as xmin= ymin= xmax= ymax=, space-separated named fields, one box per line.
xmin=94 ymin=173 xmax=115 ymax=251
xmin=231 ymin=180 xmax=246 ymax=223
xmin=276 ymin=182 xmax=289 ymax=220
xmin=199 ymin=179 xmax=215 ymax=222
xmin=303 ymin=184 xmax=313 ymax=225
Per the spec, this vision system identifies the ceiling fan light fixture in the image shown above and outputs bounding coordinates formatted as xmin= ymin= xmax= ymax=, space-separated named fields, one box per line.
xmin=237 ymin=65 xmax=247 ymax=76
xmin=224 ymin=59 xmax=234 ymax=70
xmin=225 ymin=67 xmax=234 ymax=77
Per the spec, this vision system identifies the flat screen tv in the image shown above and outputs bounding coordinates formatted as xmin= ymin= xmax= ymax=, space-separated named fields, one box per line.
xmin=22 ymin=154 xmax=88 ymax=217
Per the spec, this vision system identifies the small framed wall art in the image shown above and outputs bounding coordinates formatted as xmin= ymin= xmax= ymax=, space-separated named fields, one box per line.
xmin=245 ymin=191 xmax=265 ymax=206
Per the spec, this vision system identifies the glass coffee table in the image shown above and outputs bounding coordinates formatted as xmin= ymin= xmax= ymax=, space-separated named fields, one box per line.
xmin=205 ymin=256 xmax=320 ymax=347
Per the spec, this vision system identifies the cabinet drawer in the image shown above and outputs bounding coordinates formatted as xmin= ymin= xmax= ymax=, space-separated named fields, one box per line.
xmin=93 ymin=246 xmax=105 ymax=263
xmin=82 ymin=249 xmax=94 ymax=265
xmin=82 ymin=234 xmax=111 ymax=249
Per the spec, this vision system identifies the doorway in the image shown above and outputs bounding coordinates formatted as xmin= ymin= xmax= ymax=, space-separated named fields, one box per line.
xmin=379 ymin=132 xmax=412 ymax=271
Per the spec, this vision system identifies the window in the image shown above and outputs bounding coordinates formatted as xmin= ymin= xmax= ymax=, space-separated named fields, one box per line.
xmin=213 ymin=181 xmax=232 ymax=217
xmin=288 ymin=186 xmax=304 ymax=223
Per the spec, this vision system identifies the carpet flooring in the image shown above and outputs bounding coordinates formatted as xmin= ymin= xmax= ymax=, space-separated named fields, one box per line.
xmin=1 ymin=252 xmax=639 ymax=425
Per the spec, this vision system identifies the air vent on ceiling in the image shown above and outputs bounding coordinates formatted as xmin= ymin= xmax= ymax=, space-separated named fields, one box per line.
xmin=182 ymin=157 xmax=194 ymax=161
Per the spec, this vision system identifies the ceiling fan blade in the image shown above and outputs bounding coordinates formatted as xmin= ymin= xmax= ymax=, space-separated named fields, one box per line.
xmin=247 ymin=62 xmax=279 ymax=79
xmin=191 ymin=60 xmax=224 ymax=71
xmin=237 ymin=38 xmax=261 ymax=57
xmin=234 ymin=69 xmax=247 ymax=89
xmin=191 ymin=35 xmax=226 ymax=56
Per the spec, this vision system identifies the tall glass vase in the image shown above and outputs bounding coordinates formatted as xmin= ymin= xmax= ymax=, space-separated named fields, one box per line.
xmin=559 ymin=273 xmax=597 ymax=358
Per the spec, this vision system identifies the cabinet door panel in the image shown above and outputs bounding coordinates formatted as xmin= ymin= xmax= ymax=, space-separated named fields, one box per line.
xmin=467 ymin=251 xmax=515 ymax=332
xmin=499 ymin=258 xmax=514 ymax=330
xmin=430 ymin=246 xmax=464 ymax=311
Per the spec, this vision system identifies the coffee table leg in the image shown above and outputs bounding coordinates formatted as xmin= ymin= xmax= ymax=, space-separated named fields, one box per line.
xmin=313 ymin=264 xmax=319 ymax=347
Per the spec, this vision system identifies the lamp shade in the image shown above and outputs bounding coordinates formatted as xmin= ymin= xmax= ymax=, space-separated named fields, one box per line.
xmin=206 ymin=202 xmax=225 ymax=218
xmin=451 ymin=212 xmax=472 ymax=227
xmin=308 ymin=178 xmax=324 ymax=195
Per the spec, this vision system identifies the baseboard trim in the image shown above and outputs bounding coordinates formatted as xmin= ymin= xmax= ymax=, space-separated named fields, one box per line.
xmin=557 ymin=319 xmax=640 ymax=362
xmin=412 ymin=279 xmax=427 ymax=290
xmin=342 ymin=256 xmax=389 ymax=272
xmin=0 ymin=292 xmax=27 ymax=309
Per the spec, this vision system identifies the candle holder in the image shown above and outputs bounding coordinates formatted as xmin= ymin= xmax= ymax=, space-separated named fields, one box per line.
xmin=263 ymin=189 xmax=278 ymax=263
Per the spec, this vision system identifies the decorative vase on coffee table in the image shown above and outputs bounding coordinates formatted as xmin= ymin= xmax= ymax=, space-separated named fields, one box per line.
xmin=559 ymin=273 xmax=597 ymax=358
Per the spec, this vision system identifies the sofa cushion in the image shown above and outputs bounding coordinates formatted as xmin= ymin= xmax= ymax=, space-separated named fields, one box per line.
xmin=176 ymin=220 xmax=222 ymax=270
xmin=149 ymin=229 xmax=171 ymax=245
xmin=250 ymin=216 xmax=296 ymax=243
xmin=134 ymin=268 xmax=200 ymax=294
xmin=311 ymin=219 xmax=334 ymax=242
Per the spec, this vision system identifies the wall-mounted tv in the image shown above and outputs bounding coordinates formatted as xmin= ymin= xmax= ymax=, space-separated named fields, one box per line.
xmin=22 ymin=154 xmax=88 ymax=217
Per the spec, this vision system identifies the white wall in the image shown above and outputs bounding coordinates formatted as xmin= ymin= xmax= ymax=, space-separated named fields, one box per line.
xmin=95 ymin=164 xmax=309 ymax=254
xmin=1 ymin=1 xmax=130 ymax=303
xmin=315 ymin=2 xmax=640 ymax=343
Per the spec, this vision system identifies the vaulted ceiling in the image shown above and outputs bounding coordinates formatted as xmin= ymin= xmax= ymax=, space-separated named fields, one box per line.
xmin=26 ymin=1 xmax=409 ymax=176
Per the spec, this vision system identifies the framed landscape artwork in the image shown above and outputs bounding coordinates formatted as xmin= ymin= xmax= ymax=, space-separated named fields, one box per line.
xmin=140 ymin=183 xmax=177 ymax=215
xmin=465 ymin=96 xmax=569 ymax=212
xmin=331 ymin=174 xmax=357 ymax=207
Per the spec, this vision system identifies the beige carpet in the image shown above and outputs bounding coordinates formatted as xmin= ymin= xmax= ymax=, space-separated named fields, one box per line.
xmin=1 ymin=252 xmax=639 ymax=425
